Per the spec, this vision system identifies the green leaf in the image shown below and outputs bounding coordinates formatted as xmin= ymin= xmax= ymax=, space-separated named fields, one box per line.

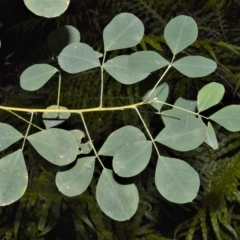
xmin=0 ymin=150 xmax=28 ymax=206
xmin=113 ymin=141 xmax=152 ymax=177
xmin=210 ymin=105 xmax=240 ymax=132
xmin=42 ymin=105 xmax=71 ymax=128
xmin=172 ymin=56 xmax=217 ymax=78
xmin=58 ymin=43 xmax=100 ymax=74
xmin=155 ymin=116 xmax=206 ymax=151
xmin=96 ymin=169 xmax=139 ymax=221
xmin=155 ymin=156 xmax=200 ymax=203
xmin=205 ymin=122 xmax=218 ymax=149
xmin=104 ymin=55 xmax=149 ymax=84
xmin=103 ymin=13 xmax=144 ymax=51
xmin=128 ymin=51 xmax=169 ymax=73
xmin=99 ymin=126 xmax=146 ymax=156
xmin=161 ymin=97 xmax=197 ymax=126
xmin=20 ymin=64 xmax=58 ymax=91
xmin=164 ymin=15 xmax=198 ymax=55
xmin=79 ymin=142 xmax=93 ymax=154
xmin=24 ymin=0 xmax=70 ymax=18
xmin=69 ymin=130 xmax=85 ymax=147
xmin=69 ymin=130 xmax=92 ymax=154
xmin=95 ymin=51 xmax=103 ymax=58
xmin=56 ymin=156 xmax=95 ymax=197
xmin=27 ymin=129 xmax=79 ymax=166
xmin=47 ymin=25 xmax=80 ymax=55
xmin=0 ymin=123 xmax=23 ymax=151
xmin=142 ymin=83 xmax=169 ymax=111
xmin=197 ymin=82 xmax=225 ymax=112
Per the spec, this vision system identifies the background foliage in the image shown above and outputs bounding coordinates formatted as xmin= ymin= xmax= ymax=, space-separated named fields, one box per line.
xmin=0 ymin=0 xmax=240 ymax=239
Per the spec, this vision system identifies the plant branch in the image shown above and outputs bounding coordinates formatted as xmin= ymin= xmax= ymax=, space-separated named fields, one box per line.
xmin=0 ymin=99 xmax=210 ymax=120
xmin=0 ymin=101 xmax=149 ymax=113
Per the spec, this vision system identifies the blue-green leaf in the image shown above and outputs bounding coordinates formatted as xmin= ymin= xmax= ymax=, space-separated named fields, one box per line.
xmin=128 ymin=51 xmax=169 ymax=73
xmin=96 ymin=169 xmax=139 ymax=221
xmin=197 ymin=82 xmax=225 ymax=112
xmin=56 ymin=156 xmax=95 ymax=197
xmin=69 ymin=129 xmax=85 ymax=148
xmin=24 ymin=0 xmax=70 ymax=18
xmin=47 ymin=25 xmax=80 ymax=55
xmin=172 ymin=56 xmax=217 ymax=78
xmin=42 ymin=105 xmax=71 ymax=128
xmin=0 ymin=123 xmax=23 ymax=151
xmin=0 ymin=150 xmax=28 ymax=206
xmin=205 ymin=122 xmax=218 ymax=149
xmin=104 ymin=55 xmax=149 ymax=84
xmin=28 ymin=129 xmax=79 ymax=166
xmin=155 ymin=156 xmax=200 ymax=203
xmin=99 ymin=126 xmax=146 ymax=156
xmin=20 ymin=64 xmax=58 ymax=91
xmin=58 ymin=43 xmax=100 ymax=74
xmin=103 ymin=13 xmax=144 ymax=51
xmin=164 ymin=15 xmax=198 ymax=55
xmin=210 ymin=105 xmax=240 ymax=132
xmin=155 ymin=116 xmax=206 ymax=151
xmin=113 ymin=141 xmax=152 ymax=177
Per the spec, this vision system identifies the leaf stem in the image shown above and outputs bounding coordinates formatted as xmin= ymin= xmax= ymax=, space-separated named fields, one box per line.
xmin=7 ymin=110 xmax=43 ymax=131
xmin=100 ymin=51 xmax=107 ymax=108
xmin=135 ymin=108 xmax=161 ymax=157
xmin=22 ymin=111 xmax=34 ymax=149
xmin=80 ymin=113 xmax=105 ymax=169
xmin=156 ymin=100 xmax=209 ymax=119
xmin=147 ymin=55 xmax=175 ymax=99
xmin=57 ymin=70 xmax=61 ymax=107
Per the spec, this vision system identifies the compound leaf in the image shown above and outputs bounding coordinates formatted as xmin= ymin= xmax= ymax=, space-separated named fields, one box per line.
xmin=0 ymin=150 xmax=28 ymax=206
xmin=103 ymin=13 xmax=144 ymax=51
xmin=164 ymin=15 xmax=198 ymax=55
xmin=27 ymin=129 xmax=79 ymax=166
xmin=42 ymin=105 xmax=71 ymax=128
xmin=24 ymin=0 xmax=70 ymax=18
xmin=128 ymin=51 xmax=169 ymax=73
xmin=99 ymin=126 xmax=146 ymax=156
xmin=20 ymin=64 xmax=58 ymax=91
xmin=47 ymin=25 xmax=80 ymax=55
xmin=56 ymin=156 xmax=95 ymax=197
xmin=172 ymin=56 xmax=217 ymax=78
xmin=113 ymin=141 xmax=152 ymax=177
xmin=104 ymin=55 xmax=149 ymax=84
xmin=155 ymin=116 xmax=206 ymax=151
xmin=197 ymin=82 xmax=225 ymax=112
xmin=0 ymin=123 xmax=23 ymax=151
xmin=210 ymin=105 xmax=240 ymax=132
xmin=58 ymin=42 xmax=100 ymax=74
xmin=96 ymin=169 xmax=139 ymax=221
xmin=155 ymin=156 xmax=200 ymax=203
